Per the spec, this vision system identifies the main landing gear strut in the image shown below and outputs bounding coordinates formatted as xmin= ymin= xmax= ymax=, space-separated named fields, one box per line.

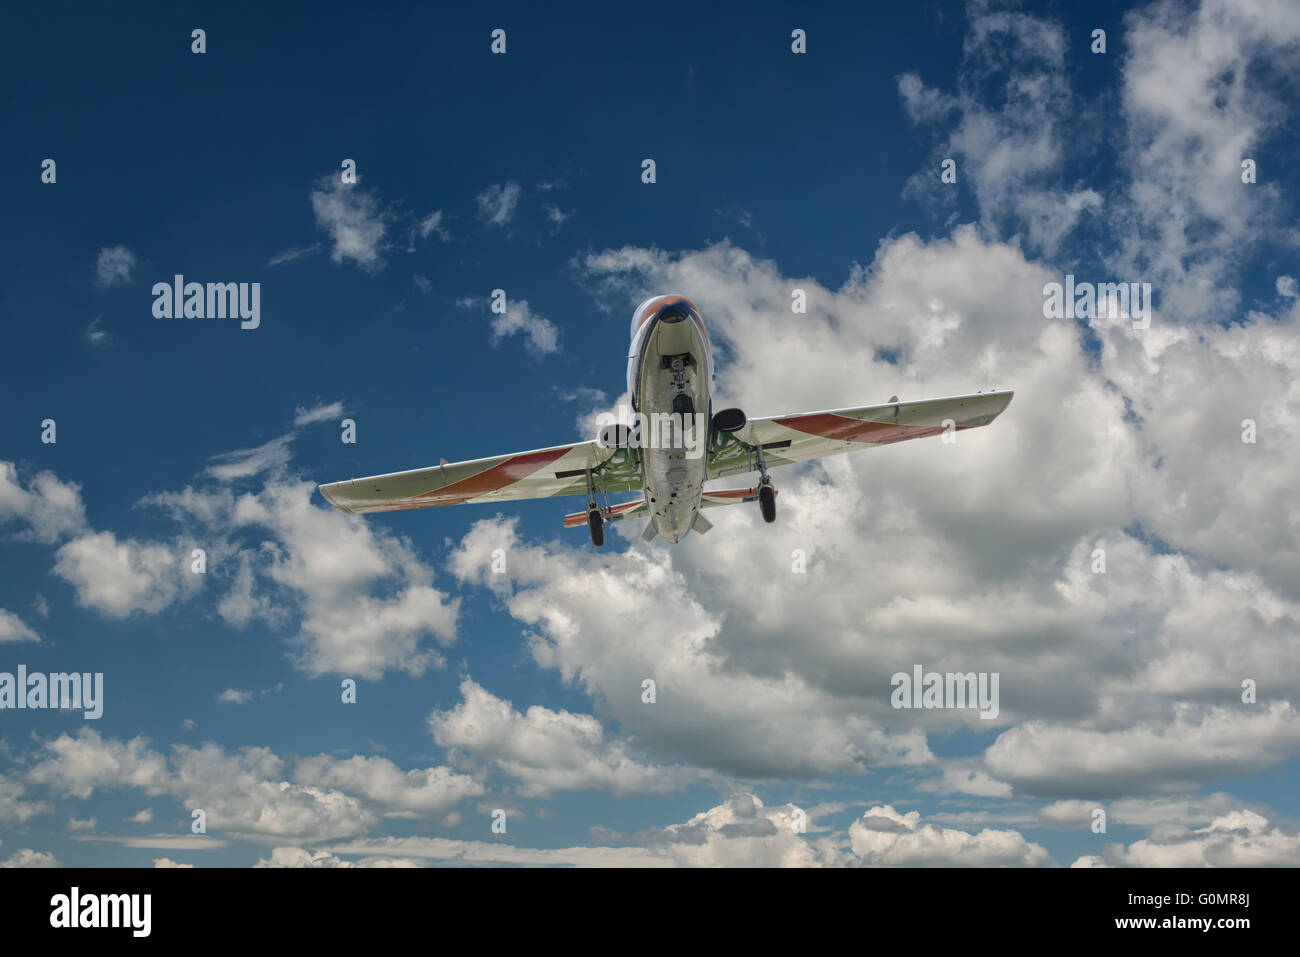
xmin=585 ymin=469 xmax=605 ymax=547
xmin=755 ymin=445 xmax=776 ymax=523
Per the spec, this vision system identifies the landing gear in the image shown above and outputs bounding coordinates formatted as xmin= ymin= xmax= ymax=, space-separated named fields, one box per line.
xmin=755 ymin=444 xmax=777 ymax=523
xmin=585 ymin=469 xmax=605 ymax=547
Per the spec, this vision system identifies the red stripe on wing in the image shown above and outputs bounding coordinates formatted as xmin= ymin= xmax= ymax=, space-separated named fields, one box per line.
xmin=773 ymin=413 xmax=955 ymax=445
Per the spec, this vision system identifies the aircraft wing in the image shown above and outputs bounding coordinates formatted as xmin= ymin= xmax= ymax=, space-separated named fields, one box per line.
xmin=319 ymin=440 xmax=643 ymax=514
xmin=707 ymin=390 xmax=1014 ymax=479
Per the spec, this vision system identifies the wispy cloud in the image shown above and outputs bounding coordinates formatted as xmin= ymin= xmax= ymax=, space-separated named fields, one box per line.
xmin=292 ymin=401 xmax=342 ymax=427
xmin=457 ymin=296 xmax=559 ymax=355
xmin=268 ymin=243 xmax=322 ymax=267
xmin=543 ymin=204 xmax=573 ymax=228
xmin=84 ymin=316 xmax=110 ymax=347
xmin=416 ymin=210 xmax=449 ymax=240
xmin=96 ymin=246 xmax=135 ymax=287
xmin=475 ymin=182 xmax=521 ymax=226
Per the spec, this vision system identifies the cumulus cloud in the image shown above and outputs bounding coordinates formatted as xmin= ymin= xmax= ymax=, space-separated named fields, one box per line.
xmin=429 ymin=678 xmax=692 ymax=797
xmin=0 ymin=848 xmax=58 ymax=868
xmin=0 ymin=608 xmax=39 ymax=643
xmin=23 ymin=730 xmax=482 ymax=845
xmin=1079 ymin=809 xmax=1300 ymax=867
xmin=255 ymin=847 xmax=423 ymax=868
xmin=52 ymin=531 xmax=191 ymax=618
xmin=0 ymin=776 xmax=51 ymax=825
xmin=310 ymin=176 xmax=390 ymax=268
xmin=294 ymin=754 xmax=484 ymax=817
xmin=0 ymin=462 xmax=88 ymax=543
xmin=849 ymin=805 xmax=1053 ymax=867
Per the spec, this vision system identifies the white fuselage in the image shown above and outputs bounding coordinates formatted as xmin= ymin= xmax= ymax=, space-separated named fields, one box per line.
xmin=627 ymin=297 xmax=713 ymax=543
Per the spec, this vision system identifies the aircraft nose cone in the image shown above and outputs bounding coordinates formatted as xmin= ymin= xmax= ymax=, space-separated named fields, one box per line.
xmin=655 ymin=301 xmax=692 ymax=323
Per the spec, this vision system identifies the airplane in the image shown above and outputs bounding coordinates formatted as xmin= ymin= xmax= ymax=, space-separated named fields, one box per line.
xmin=319 ymin=294 xmax=1014 ymax=545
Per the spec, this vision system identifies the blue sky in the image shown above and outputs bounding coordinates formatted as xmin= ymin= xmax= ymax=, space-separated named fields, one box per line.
xmin=2 ymin=0 xmax=1299 ymax=867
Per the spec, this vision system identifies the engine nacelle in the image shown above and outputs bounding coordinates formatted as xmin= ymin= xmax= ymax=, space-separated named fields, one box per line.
xmin=711 ymin=408 xmax=747 ymax=433
xmin=597 ymin=424 xmax=633 ymax=449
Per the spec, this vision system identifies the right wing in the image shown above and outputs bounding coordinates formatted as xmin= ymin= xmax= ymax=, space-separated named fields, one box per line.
xmin=319 ymin=441 xmax=642 ymax=514
xmin=707 ymin=390 xmax=1014 ymax=479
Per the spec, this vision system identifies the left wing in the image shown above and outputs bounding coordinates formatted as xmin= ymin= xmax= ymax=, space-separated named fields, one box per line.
xmin=707 ymin=390 xmax=1014 ymax=479
xmin=319 ymin=441 xmax=642 ymax=514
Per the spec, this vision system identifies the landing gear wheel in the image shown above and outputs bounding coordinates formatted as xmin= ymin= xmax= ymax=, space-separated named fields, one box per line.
xmin=672 ymin=393 xmax=695 ymax=417
xmin=759 ymin=485 xmax=776 ymax=523
xmin=587 ymin=508 xmax=605 ymax=546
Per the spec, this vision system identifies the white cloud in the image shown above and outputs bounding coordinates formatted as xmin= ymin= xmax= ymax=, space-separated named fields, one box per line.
xmin=203 ymin=436 xmax=293 ymax=481
xmin=417 ymin=210 xmax=448 ymax=240
xmin=254 ymin=847 xmax=424 ymax=868
xmin=985 ymin=703 xmax=1300 ymax=798
xmin=310 ymin=176 xmax=389 ymax=268
xmin=96 ymin=245 xmax=135 ymax=287
xmin=217 ymin=689 xmax=253 ymax=705
xmin=1084 ymin=809 xmax=1300 ymax=867
xmin=294 ymin=754 xmax=484 ymax=817
xmin=0 ymin=608 xmax=39 ymax=643
xmin=458 ymin=296 xmax=560 ymax=356
xmin=560 ymin=232 xmax=1300 ymax=799
xmin=293 ymin=401 xmax=343 ymax=428
xmin=543 ymin=204 xmax=573 ymax=227
xmin=52 ymin=531 xmax=191 ymax=618
xmin=267 ymin=243 xmax=322 ymax=267
xmin=848 ymin=805 xmax=1053 ymax=867
xmin=153 ymin=857 xmax=193 ymax=868
xmin=23 ymin=729 xmax=481 ymax=846
xmin=85 ymin=315 xmax=110 ymax=346
xmin=646 ymin=793 xmax=837 ymax=867
xmin=0 ymin=848 xmax=58 ymax=868
xmin=429 ymin=678 xmax=693 ymax=797
xmin=476 ymin=182 xmax=521 ymax=226
xmin=0 ymin=776 xmax=50 ymax=825
xmin=897 ymin=6 xmax=1100 ymax=256
xmin=0 ymin=462 xmax=88 ymax=543
xmin=27 ymin=730 xmax=170 ymax=800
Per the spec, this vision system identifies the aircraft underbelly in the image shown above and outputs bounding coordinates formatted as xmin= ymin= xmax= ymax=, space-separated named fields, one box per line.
xmin=634 ymin=321 xmax=710 ymax=544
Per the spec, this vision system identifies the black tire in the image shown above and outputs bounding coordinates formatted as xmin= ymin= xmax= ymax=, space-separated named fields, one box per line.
xmin=588 ymin=509 xmax=605 ymax=546
xmin=759 ymin=485 xmax=776 ymax=523
xmin=672 ymin=393 xmax=695 ymax=417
